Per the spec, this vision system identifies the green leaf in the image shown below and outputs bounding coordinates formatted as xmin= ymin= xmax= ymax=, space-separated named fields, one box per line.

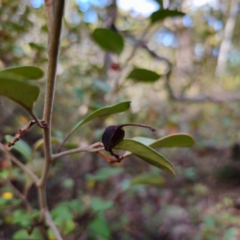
xmin=92 ymin=28 xmax=124 ymax=54
xmin=66 ymin=101 xmax=131 ymax=141
xmin=0 ymin=66 xmax=44 ymax=80
xmin=29 ymin=42 xmax=45 ymax=51
xmin=0 ymin=72 xmax=40 ymax=111
xmin=51 ymin=204 xmax=73 ymax=221
xmin=150 ymin=9 xmax=185 ymax=24
xmin=114 ymin=139 xmax=175 ymax=174
xmin=132 ymin=134 xmax=195 ymax=148
xmin=5 ymin=135 xmax=32 ymax=161
xmin=130 ymin=173 xmax=165 ymax=186
xmin=12 ymin=209 xmax=40 ymax=228
xmin=91 ymin=197 xmax=113 ymax=211
xmin=123 ymin=134 xmax=194 ymax=159
xmin=127 ymin=68 xmax=161 ymax=82
xmin=89 ymin=214 xmax=110 ymax=239
xmin=13 ymin=229 xmax=43 ymax=240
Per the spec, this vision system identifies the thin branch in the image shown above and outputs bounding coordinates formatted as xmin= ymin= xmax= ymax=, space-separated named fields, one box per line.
xmin=53 ymin=142 xmax=104 ymax=161
xmin=112 ymin=24 xmax=151 ymax=92
xmin=57 ymin=133 xmax=71 ymax=153
xmin=0 ymin=144 xmax=39 ymax=185
xmin=39 ymin=1 xmax=65 ymax=239
xmin=40 ymin=0 xmax=65 ymax=186
xmin=44 ymin=210 xmax=63 ymax=240
xmin=42 ymin=0 xmax=64 ymax=162
xmin=44 ymin=0 xmax=54 ymax=30
xmin=8 ymin=120 xmax=36 ymax=147
xmin=29 ymin=111 xmax=47 ymax=128
xmin=97 ymin=151 xmax=123 ymax=163
xmin=126 ymin=30 xmax=240 ymax=103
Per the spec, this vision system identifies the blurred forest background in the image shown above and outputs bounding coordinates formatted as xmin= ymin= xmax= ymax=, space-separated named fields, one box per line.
xmin=1 ymin=0 xmax=240 ymax=239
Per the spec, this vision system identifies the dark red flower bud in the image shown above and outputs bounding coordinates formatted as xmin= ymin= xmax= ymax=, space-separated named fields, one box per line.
xmin=102 ymin=125 xmax=125 ymax=151
xmin=102 ymin=123 xmax=156 ymax=159
xmin=110 ymin=63 xmax=120 ymax=71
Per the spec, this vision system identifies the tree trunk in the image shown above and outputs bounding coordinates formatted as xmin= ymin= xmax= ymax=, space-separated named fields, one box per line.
xmin=215 ymin=0 xmax=239 ymax=77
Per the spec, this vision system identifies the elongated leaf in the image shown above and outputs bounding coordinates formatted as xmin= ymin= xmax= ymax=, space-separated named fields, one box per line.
xmin=132 ymin=134 xmax=195 ymax=148
xmin=131 ymin=137 xmax=155 ymax=146
xmin=0 ymin=66 xmax=44 ymax=80
xmin=92 ymin=28 xmax=124 ymax=55
xmin=5 ymin=135 xmax=31 ymax=161
xmin=127 ymin=68 xmax=161 ymax=82
xmin=131 ymin=173 xmax=165 ymax=186
xmin=124 ymin=134 xmax=194 ymax=158
xmin=114 ymin=139 xmax=175 ymax=174
xmin=29 ymin=42 xmax=45 ymax=51
xmin=91 ymin=197 xmax=113 ymax=211
xmin=0 ymin=72 xmax=40 ymax=111
xmin=150 ymin=9 xmax=185 ymax=24
xmin=68 ymin=101 xmax=131 ymax=140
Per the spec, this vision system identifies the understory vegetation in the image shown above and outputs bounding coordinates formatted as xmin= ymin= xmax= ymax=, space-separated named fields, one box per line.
xmin=1 ymin=0 xmax=240 ymax=239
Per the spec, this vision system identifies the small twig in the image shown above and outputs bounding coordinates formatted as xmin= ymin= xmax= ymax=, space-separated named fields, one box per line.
xmin=44 ymin=210 xmax=63 ymax=240
xmin=29 ymin=111 xmax=47 ymax=128
xmin=97 ymin=151 xmax=124 ymax=163
xmin=52 ymin=142 xmax=104 ymax=161
xmin=57 ymin=133 xmax=71 ymax=153
xmin=112 ymin=24 xmax=151 ymax=92
xmin=0 ymin=143 xmax=39 ymax=185
xmin=8 ymin=120 xmax=36 ymax=147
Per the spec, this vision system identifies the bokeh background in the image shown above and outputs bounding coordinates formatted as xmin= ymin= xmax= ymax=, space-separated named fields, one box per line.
xmin=1 ymin=0 xmax=240 ymax=239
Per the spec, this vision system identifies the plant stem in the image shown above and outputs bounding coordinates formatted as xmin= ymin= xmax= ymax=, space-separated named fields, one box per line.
xmin=52 ymin=142 xmax=104 ymax=160
xmin=44 ymin=0 xmax=54 ymax=30
xmin=29 ymin=111 xmax=46 ymax=128
xmin=39 ymin=1 xmax=65 ymax=239
xmin=42 ymin=0 xmax=64 ymax=162
xmin=44 ymin=209 xmax=63 ymax=240
xmin=118 ymin=123 xmax=156 ymax=132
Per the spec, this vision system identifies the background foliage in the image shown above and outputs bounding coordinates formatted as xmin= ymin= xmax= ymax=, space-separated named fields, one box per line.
xmin=1 ymin=0 xmax=240 ymax=239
